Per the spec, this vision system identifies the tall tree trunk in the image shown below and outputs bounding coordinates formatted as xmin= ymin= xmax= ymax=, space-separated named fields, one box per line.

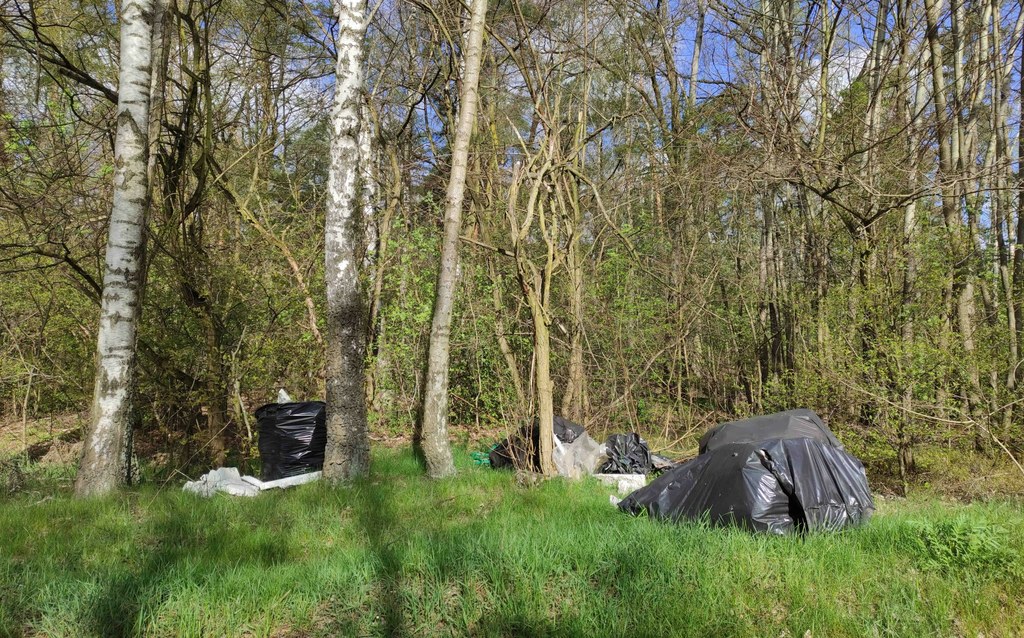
xmin=688 ymin=0 xmax=704 ymax=110
xmin=323 ymin=0 xmax=370 ymax=482
xmin=506 ymin=154 xmax=559 ymax=477
xmin=810 ymin=1 xmax=834 ymax=359
xmin=146 ymin=0 xmax=170 ymax=189
xmin=528 ymin=289 xmax=556 ymax=477
xmin=757 ymin=195 xmax=777 ymax=384
xmin=990 ymin=0 xmax=1019 ymax=426
xmin=366 ymin=143 xmax=402 ymax=412
xmin=560 ymin=238 xmax=586 ymax=422
xmin=488 ymin=259 xmax=527 ymax=417
xmin=202 ymin=303 xmax=228 ymax=465
xmin=924 ymin=0 xmax=985 ymax=449
xmin=418 ymin=0 xmax=488 ymax=478
xmin=560 ymin=63 xmax=589 ymax=423
xmin=76 ymin=0 xmax=155 ymax=497
xmin=1015 ymin=35 xmax=1024 ymax=382
xmin=896 ymin=0 xmax=926 ymax=491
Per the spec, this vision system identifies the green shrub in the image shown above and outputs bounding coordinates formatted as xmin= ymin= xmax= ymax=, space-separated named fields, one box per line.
xmin=906 ymin=516 xmax=1019 ymax=576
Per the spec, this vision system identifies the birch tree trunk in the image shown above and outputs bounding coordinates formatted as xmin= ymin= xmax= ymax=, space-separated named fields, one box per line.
xmin=418 ymin=0 xmax=488 ymax=478
xmin=323 ymin=0 xmax=370 ymax=482
xmin=75 ymin=0 xmax=155 ymax=497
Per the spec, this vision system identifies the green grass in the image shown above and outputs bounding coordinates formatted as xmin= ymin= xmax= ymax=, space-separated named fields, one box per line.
xmin=2 ymin=449 xmax=1023 ymax=637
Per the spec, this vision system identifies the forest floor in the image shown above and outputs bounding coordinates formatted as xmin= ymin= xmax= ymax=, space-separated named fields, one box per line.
xmin=2 ymin=448 xmax=1024 ymax=637
xmin=4 ymin=410 xmax=1024 ymax=501
xmin=0 ymin=412 xmax=85 ymax=462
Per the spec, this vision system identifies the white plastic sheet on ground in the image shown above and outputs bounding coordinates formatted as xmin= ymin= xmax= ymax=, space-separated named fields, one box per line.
xmin=552 ymin=432 xmax=607 ymax=478
xmin=183 ymin=467 xmax=320 ymax=497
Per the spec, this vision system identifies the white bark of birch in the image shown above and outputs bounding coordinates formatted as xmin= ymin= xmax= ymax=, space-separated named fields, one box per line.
xmin=323 ymin=0 xmax=370 ymax=482
xmin=76 ymin=0 xmax=155 ymax=497
xmin=418 ymin=0 xmax=488 ymax=478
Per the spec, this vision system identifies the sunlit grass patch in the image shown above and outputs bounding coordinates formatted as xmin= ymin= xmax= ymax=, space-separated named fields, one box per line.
xmin=1 ymin=447 xmax=1023 ymax=637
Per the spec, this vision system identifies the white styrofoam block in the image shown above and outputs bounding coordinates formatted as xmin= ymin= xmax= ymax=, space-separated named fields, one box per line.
xmin=592 ymin=473 xmax=647 ymax=494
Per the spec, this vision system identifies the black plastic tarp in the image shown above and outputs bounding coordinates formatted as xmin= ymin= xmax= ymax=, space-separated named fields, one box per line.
xmin=619 ymin=410 xmax=873 ymax=534
xmin=490 ymin=416 xmax=584 ymax=471
xmin=256 ymin=401 xmax=327 ymax=480
xmin=698 ymin=408 xmax=842 ymax=454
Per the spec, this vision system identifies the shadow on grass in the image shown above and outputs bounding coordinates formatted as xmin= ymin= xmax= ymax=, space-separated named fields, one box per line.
xmin=2 ymin=461 xmax=851 ymax=637
xmin=316 ymin=462 xmax=575 ymax=637
xmin=7 ymin=456 xmax=652 ymax=637
xmin=79 ymin=493 xmax=298 ymax=637
xmin=67 ymin=466 xmax=494 ymax=636
xmin=350 ymin=476 xmax=407 ymax=637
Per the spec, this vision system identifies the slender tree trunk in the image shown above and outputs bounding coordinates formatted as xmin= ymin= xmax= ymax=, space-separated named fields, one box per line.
xmin=518 ymin=246 xmax=558 ymax=476
xmin=1015 ymin=35 xmax=1024 ymax=379
xmin=323 ymin=0 xmax=370 ymax=482
xmin=76 ymin=0 xmax=155 ymax=497
xmin=200 ymin=301 xmax=228 ymax=465
xmin=922 ymin=0 xmax=953 ymax=419
xmin=896 ymin=1 xmax=926 ymax=491
xmin=146 ymin=0 xmax=170 ymax=189
xmin=688 ymin=0 xmax=704 ymax=109
xmin=925 ymin=0 xmax=985 ymax=449
xmin=366 ymin=144 xmax=401 ymax=411
xmin=758 ymin=196 xmax=776 ymax=383
xmin=507 ymin=153 xmax=559 ymax=477
xmin=990 ymin=0 xmax=1017 ymax=426
xmin=530 ymin=292 xmax=556 ymax=477
xmin=488 ymin=258 xmax=527 ymax=417
xmin=810 ymin=3 xmax=834 ymax=360
xmin=479 ymin=84 xmax=527 ymax=420
xmin=561 ymin=238 xmax=585 ymax=422
xmin=418 ymin=0 xmax=488 ymax=478
xmin=560 ymin=76 xmax=588 ymax=423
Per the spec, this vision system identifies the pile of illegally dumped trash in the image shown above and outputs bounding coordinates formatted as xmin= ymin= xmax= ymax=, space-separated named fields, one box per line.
xmin=184 ymin=397 xmax=328 ymax=498
xmin=487 ymin=416 xmax=674 ymax=477
xmin=484 ymin=416 xmax=675 ymax=494
xmin=183 ymin=397 xmax=873 ymax=535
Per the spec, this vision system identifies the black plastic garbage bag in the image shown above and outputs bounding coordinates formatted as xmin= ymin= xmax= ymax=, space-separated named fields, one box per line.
xmin=600 ymin=433 xmax=653 ymax=474
xmin=490 ymin=416 xmax=584 ymax=471
xmin=554 ymin=417 xmax=585 ymax=444
xmin=650 ymin=453 xmax=678 ymax=473
xmin=256 ymin=401 xmax=327 ymax=480
xmin=619 ymin=411 xmax=873 ymax=534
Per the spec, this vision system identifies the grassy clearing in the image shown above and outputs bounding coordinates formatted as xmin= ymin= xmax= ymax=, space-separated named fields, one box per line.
xmin=2 ymin=449 xmax=1023 ymax=638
